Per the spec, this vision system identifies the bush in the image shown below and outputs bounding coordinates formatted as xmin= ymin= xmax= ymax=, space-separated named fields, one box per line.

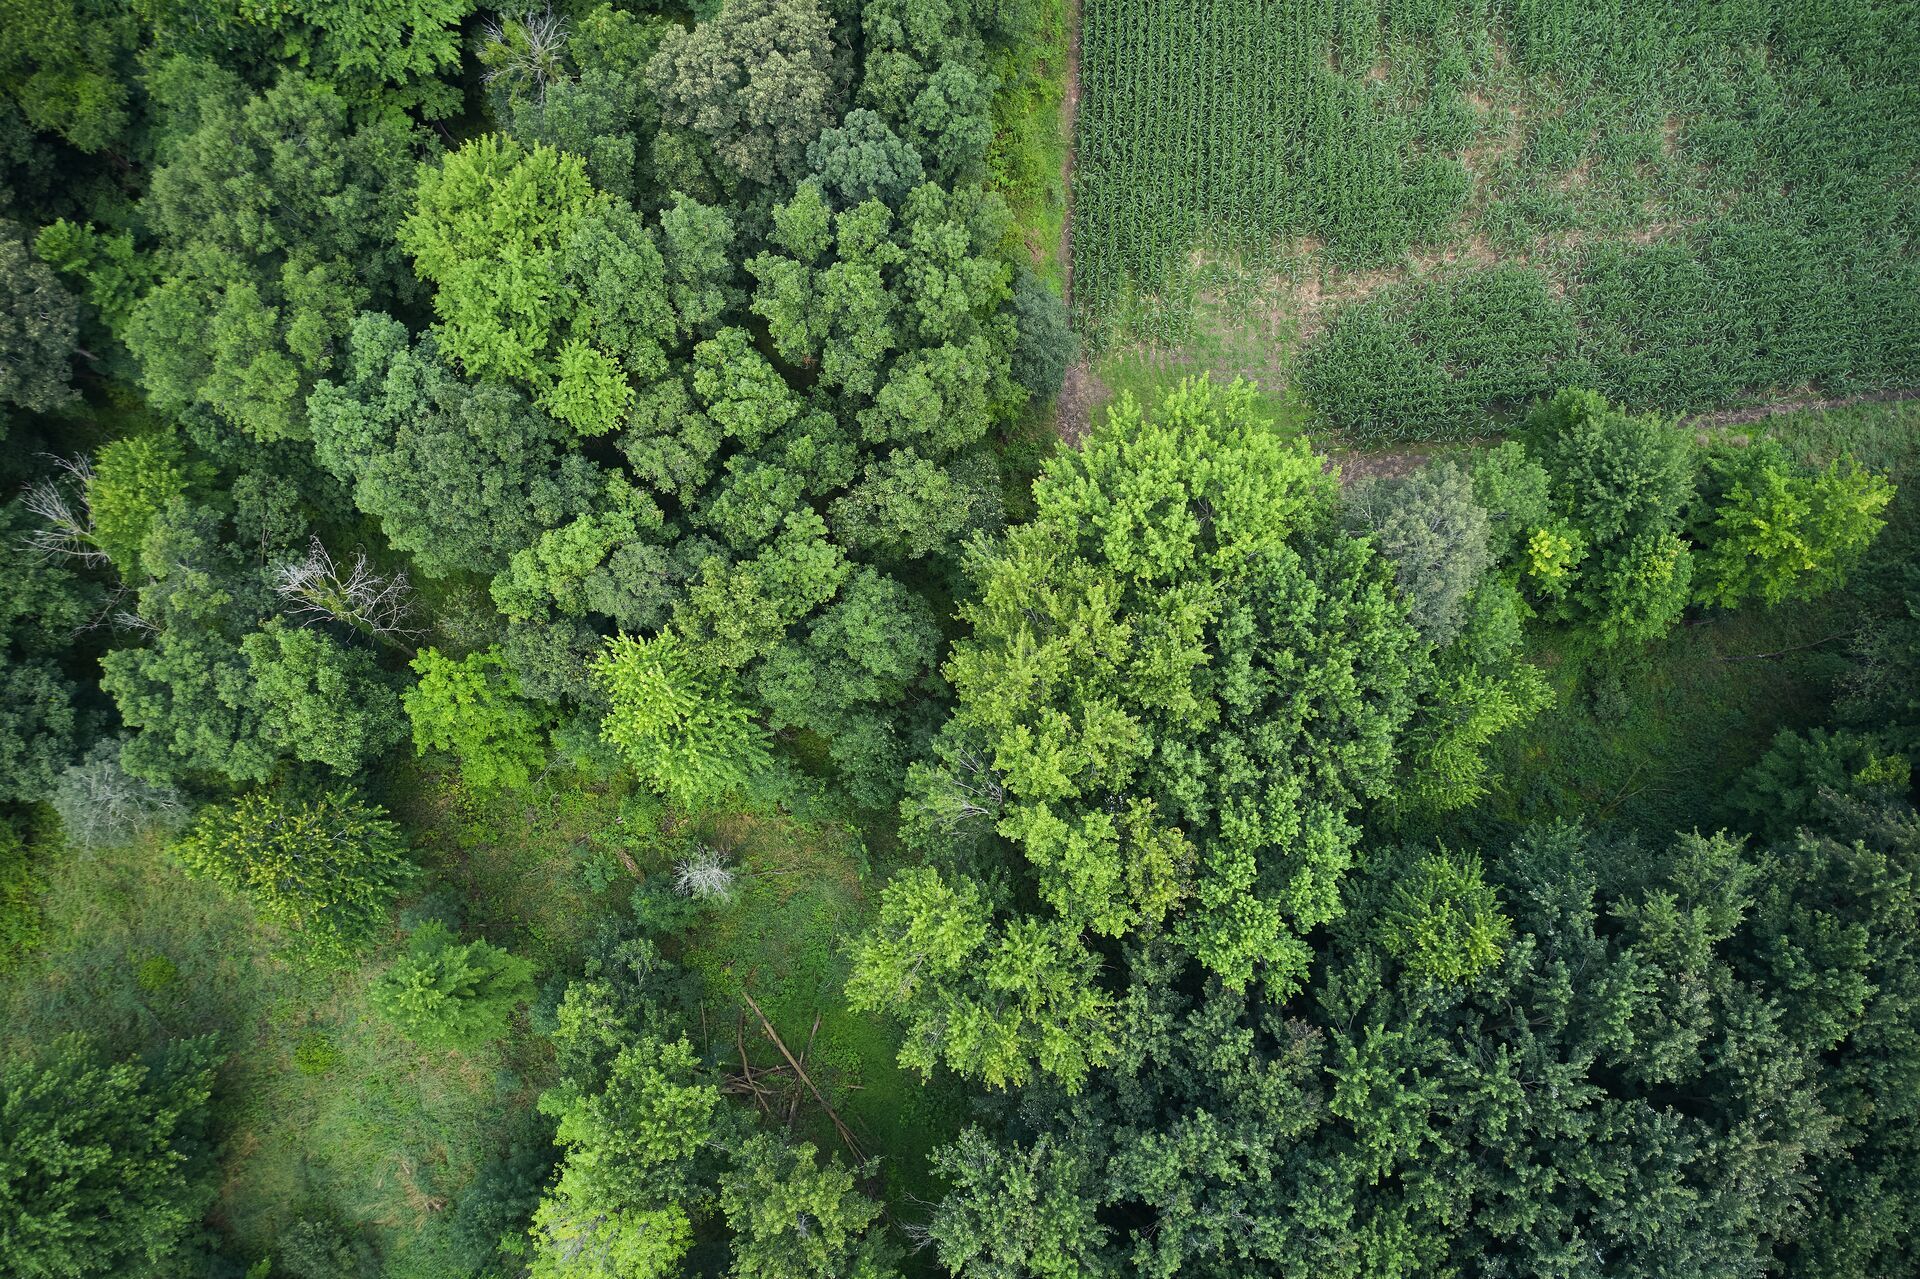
xmin=370 ymin=920 xmax=537 ymax=1051
xmin=173 ymin=787 xmax=412 ymax=958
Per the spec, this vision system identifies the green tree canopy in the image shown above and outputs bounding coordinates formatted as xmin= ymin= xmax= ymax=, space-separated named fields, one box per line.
xmin=173 ymin=786 xmax=411 ymax=957
xmin=0 ymin=1034 xmax=221 ymax=1279
xmin=371 ymin=919 xmax=537 ymax=1051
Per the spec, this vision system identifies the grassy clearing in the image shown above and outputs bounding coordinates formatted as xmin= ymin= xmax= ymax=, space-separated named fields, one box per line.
xmin=1429 ymin=398 xmax=1920 ymax=839
xmin=0 ymin=756 xmax=943 ymax=1269
xmin=0 ymin=825 xmax=519 ymax=1269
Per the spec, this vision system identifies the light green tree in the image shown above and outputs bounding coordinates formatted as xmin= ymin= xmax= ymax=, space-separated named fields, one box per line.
xmin=593 ymin=633 xmax=772 ymax=808
xmin=404 ymin=646 xmax=550 ymax=793
xmin=370 ymin=920 xmax=536 ymax=1050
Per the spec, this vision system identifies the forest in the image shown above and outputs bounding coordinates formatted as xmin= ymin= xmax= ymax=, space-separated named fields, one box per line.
xmin=1 ymin=2 xmax=1917 ymax=1278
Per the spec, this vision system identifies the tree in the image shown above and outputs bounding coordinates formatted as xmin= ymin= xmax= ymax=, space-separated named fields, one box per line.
xmin=908 ymin=62 xmax=994 ymax=184
xmin=720 ymin=1135 xmax=899 ymax=1279
xmin=528 ymin=1033 xmax=721 ymax=1279
xmin=807 ymin=108 xmax=924 ymax=208
xmin=646 ymin=0 xmax=837 ymax=188
xmin=240 ymin=619 xmax=406 ymax=775
xmin=1 ymin=819 xmax=43 ymax=970
xmin=1343 ymin=460 xmax=1493 ymax=644
xmin=0 ymin=1034 xmax=221 ymax=1279
xmin=1377 ymin=847 xmax=1511 ymax=985
xmin=0 ymin=0 xmax=138 ymax=152
xmin=123 ymin=65 xmax=423 ymax=441
xmin=0 ymin=499 xmax=91 ymax=802
xmin=401 ymin=133 xmax=629 ymax=420
xmin=308 ymin=313 xmax=599 ymax=577
xmin=1692 ymin=439 xmax=1892 ymax=609
xmin=928 ymin=377 xmax=1417 ymax=994
xmin=281 ymin=0 xmax=474 ymax=118
xmin=485 ymin=4 xmax=670 ymax=206
xmin=928 ymin=1130 xmax=1111 ymax=1279
xmin=1529 ymin=388 xmax=1696 ymax=643
xmin=593 ymin=633 xmax=772 ymax=808
xmin=844 ymin=867 xmax=1117 ymax=1092
xmin=48 ymin=738 xmax=185 ymax=850
xmin=0 ymin=223 xmax=78 ymax=426
xmin=405 ymin=647 xmax=550 ymax=794
xmin=88 ymin=432 xmax=207 ymax=572
xmin=371 ymin=920 xmax=536 ymax=1050
xmin=173 ymin=787 xmax=411 ymax=957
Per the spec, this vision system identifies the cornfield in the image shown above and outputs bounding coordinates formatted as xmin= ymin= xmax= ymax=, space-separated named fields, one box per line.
xmin=1073 ymin=0 xmax=1920 ymax=440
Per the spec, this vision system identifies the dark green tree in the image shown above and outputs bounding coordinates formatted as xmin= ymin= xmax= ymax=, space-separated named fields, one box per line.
xmin=0 ymin=1034 xmax=221 ymax=1279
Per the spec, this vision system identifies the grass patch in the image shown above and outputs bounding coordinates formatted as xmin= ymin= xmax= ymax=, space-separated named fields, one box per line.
xmin=988 ymin=0 xmax=1071 ymax=291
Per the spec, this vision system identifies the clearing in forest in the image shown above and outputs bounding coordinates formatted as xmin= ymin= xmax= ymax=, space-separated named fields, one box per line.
xmin=1070 ymin=0 xmax=1920 ymax=444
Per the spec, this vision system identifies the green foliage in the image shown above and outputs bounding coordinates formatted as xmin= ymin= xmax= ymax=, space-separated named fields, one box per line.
xmin=0 ymin=501 xmax=90 ymax=803
xmin=370 ymin=920 xmax=536 ymax=1051
xmin=173 ymin=787 xmax=411 ymax=958
xmin=593 ymin=632 xmax=772 ymax=809
xmin=719 ymin=1135 xmax=899 ymax=1279
xmin=1693 ymin=440 xmax=1894 ymax=609
xmin=0 ymin=820 xmax=42 ymax=971
xmin=0 ymin=1033 xmax=221 ymax=1279
xmin=88 ymin=432 xmax=203 ymax=571
xmin=1009 ymin=267 xmax=1074 ymax=401
xmin=308 ymin=312 xmax=598 ymax=577
xmin=401 ymin=135 xmax=601 ymax=387
xmin=529 ymin=1031 xmax=719 ymax=1279
xmin=928 ymin=1129 xmax=1110 ymax=1279
xmin=0 ymin=0 xmax=137 ymax=152
xmin=1378 ymin=847 xmax=1511 ymax=985
xmin=1344 ymin=460 xmax=1492 ymax=644
xmin=241 ymin=620 xmax=405 ymax=775
xmin=645 ymin=0 xmax=837 ymax=188
xmin=125 ymin=66 xmax=423 ymax=441
xmin=808 ymin=108 xmax=925 ymax=208
xmin=405 ymin=647 xmax=550 ymax=794
xmin=846 ymin=866 xmax=1117 ymax=1093
xmin=0 ymin=224 xmax=78 ymax=424
xmin=1528 ymin=388 xmax=1698 ymax=645
xmin=911 ymin=377 xmax=1418 ymax=1000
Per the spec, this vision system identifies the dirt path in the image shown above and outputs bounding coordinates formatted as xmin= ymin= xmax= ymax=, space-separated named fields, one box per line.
xmin=1683 ymin=387 xmax=1920 ymax=430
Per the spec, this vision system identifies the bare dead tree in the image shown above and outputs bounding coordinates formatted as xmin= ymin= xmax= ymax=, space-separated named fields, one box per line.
xmin=478 ymin=7 xmax=572 ymax=105
xmin=272 ymin=536 xmax=420 ymax=649
xmin=20 ymin=454 xmax=107 ymax=565
xmin=673 ymin=845 xmax=737 ymax=901
xmin=50 ymin=740 xmax=186 ymax=849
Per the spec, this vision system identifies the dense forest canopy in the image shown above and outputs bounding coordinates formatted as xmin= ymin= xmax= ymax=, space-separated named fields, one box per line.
xmin=2 ymin=2 xmax=1918 ymax=1278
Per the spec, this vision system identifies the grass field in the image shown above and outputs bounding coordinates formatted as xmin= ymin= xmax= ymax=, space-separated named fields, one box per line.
xmin=1071 ymin=0 xmax=1920 ymax=443
xmin=0 ymin=761 xmax=948 ymax=1273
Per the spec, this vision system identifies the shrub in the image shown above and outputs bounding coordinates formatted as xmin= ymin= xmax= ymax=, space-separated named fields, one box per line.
xmin=173 ymin=787 xmax=412 ymax=958
xmin=370 ymin=920 xmax=537 ymax=1051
